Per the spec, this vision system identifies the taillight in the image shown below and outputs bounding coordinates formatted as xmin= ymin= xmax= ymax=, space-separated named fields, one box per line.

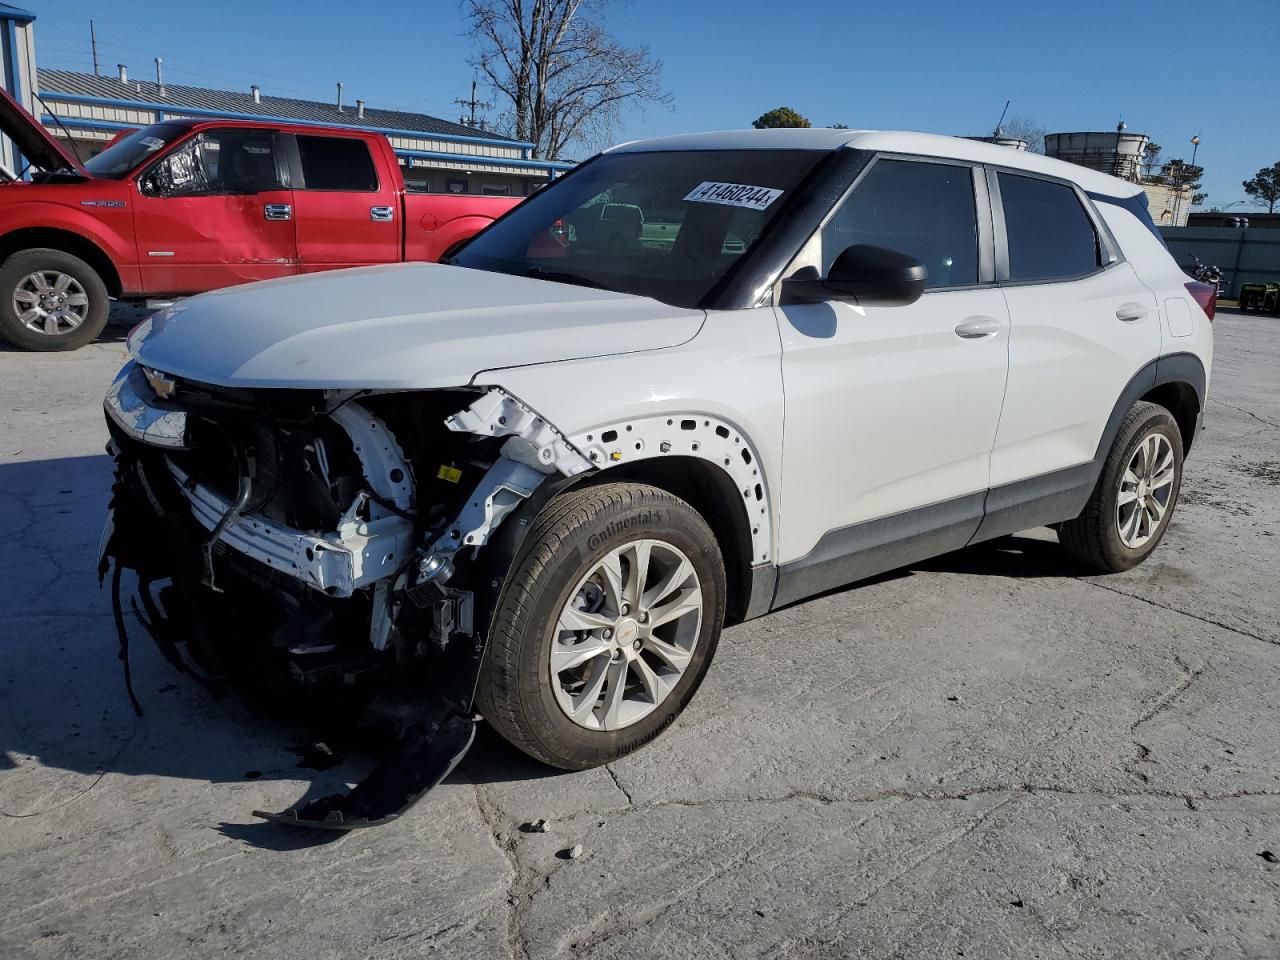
xmin=1185 ymin=280 xmax=1216 ymax=322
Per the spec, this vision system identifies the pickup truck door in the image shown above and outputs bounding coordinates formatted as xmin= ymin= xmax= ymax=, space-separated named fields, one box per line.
xmin=130 ymin=128 xmax=298 ymax=294
xmin=773 ymin=157 xmax=1009 ymax=603
xmin=285 ymin=134 xmax=401 ymax=269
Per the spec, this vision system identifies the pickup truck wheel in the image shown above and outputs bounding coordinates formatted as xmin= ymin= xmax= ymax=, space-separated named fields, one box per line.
xmin=0 ymin=249 xmax=110 ymax=352
xmin=476 ymin=482 xmax=726 ymax=771
xmin=1058 ymin=401 xmax=1184 ymax=572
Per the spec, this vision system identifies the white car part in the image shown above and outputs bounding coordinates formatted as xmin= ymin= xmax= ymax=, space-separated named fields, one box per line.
xmin=415 ymin=390 xmax=595 ymax=586
xmin=568 ymin=413 xmax=773 ymax=564
xmin=329 ymin=402 xmax=415 ymax=512
xmin=168 ymin=460 xmax=414 ymax=599
xmin=443 ymin=388 xmax=594 ymax=477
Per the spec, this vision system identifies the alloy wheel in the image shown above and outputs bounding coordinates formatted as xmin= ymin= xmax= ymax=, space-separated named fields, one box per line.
xmin=550 ymin=538 xmax=703 ymax=731
xmin=1116 ymin=432 xmax=1176 ymax=549
xmin=13 ymin=270 xmax=91 ymax=336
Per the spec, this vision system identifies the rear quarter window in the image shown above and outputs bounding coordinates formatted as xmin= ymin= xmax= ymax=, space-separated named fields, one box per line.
xmin=999 ymin=172 xmax=1101 ymax=282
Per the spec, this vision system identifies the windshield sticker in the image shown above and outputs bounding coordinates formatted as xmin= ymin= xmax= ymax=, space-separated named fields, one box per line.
xmin=684 ymin=181 xmax=783 ymax=211
xmin=139 ymin=137 xmax=166 ymax=151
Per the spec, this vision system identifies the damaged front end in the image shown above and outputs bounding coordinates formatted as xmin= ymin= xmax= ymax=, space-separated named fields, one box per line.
xmin=101 ymin=361 xmax=591 ymax=828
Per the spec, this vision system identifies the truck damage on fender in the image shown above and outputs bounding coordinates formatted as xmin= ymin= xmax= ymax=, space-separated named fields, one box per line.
xmin=101 ymin=290 xmax=605 ymax=828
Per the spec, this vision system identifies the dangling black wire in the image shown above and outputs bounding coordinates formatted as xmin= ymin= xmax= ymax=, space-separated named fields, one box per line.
xmin=110 ymin=562 xmax=144 ymax=718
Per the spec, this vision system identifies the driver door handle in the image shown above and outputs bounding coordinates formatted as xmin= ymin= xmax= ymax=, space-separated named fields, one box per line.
xmin=264 ymin=203 xmax=292 ymax=221
xmin=954 ymin=316 xmax=1002 ymax=339
xmin=1116 ymin=302 xmax=1148 ymax=322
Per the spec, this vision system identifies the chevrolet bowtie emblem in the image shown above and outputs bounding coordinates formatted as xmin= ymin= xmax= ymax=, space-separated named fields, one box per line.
xmin=143 ymin=367 xmax=177 ymax=400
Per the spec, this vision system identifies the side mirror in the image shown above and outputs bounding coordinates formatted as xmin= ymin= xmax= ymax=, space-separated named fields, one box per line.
xmin=783 ymin=244 xmax=927 ymax=307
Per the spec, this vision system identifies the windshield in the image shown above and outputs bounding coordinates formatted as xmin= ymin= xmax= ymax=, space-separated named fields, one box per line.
xmin=84 ymin=123 xmax=187 ymax=179
xmin=450 ymin=149 xmax=826 ymax=309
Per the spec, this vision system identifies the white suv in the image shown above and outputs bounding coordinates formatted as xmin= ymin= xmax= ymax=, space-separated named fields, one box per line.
xmin=103 ymin=129 xmax=1214 ymax=828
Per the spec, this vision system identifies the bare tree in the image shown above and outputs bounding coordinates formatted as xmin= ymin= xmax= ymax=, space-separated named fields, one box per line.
xmin=463 ymin=0 xmax=669 ymax=160
xmin=999 ymin=114 xmax=1046 ymax=154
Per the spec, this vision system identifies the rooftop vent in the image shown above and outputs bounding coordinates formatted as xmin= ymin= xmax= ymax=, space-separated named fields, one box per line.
xmin=356 ymin=99 xmax=365 ymax=119
xmin=251 ymin=84 xmax=260 ymax=104
xmin=117 ymin=63 xmax=127 ymax=84
xmin=336 ymin=81 xmax=344 ymax=113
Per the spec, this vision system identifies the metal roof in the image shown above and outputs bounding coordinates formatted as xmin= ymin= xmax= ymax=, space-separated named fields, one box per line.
xmin=37 ymin=68 xmax=523 ymax=146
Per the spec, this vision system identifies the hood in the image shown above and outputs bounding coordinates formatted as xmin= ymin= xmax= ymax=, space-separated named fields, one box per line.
xmin=133 ymin=262 xmax=706 ymax=389
xmin=0 ymin=87 xmax=88 ymax=178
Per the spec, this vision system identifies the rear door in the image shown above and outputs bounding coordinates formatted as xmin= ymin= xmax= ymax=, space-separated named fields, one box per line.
xmin=986 ymin=170 xmax=1161 ymax=491
xmin=130 ymin=127 xmax=297 ymax=294
xmin=287 ymin=134 xmax=400 ymax=270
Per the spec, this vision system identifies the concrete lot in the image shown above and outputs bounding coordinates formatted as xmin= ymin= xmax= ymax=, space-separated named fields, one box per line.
xmin=1 ymin=309 xmax=1277 ymax=959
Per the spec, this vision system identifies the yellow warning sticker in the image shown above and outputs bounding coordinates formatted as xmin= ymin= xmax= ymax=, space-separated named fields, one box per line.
xmin=437 ymin=465 xmax=463 ymax=483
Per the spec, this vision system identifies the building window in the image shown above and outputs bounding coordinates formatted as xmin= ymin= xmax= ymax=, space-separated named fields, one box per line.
xmin=447 ymin=178 xmax=468 ymax=194
xmin=481 ymin=183 xmax=512 ymax=196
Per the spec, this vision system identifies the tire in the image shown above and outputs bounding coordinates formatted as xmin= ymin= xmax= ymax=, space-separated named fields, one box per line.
xmin=0 ymin=248 xmax=111 ymax=352
xmin=477 ymin=482 xmax=726 ymax=770
xmin=1059 ymin=401 xmax=1184 ymax=572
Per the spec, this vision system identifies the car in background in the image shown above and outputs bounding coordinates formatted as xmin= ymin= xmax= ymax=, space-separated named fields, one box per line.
xmin=0 ymin=89 xmax=520 ymax=350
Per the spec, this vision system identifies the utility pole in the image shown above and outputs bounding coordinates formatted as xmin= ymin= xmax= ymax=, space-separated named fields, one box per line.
xmin=89 ymin=20 xmax=99 ymax=76
xmin=454 ymin=79 xmax=492 ymax=130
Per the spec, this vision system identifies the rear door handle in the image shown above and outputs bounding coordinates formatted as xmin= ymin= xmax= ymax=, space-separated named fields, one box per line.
xmin=954 ymin=316 xmax=1002 ymax=339
xmin=263 ymin=203 xmax=292 ymax=221
xmin=1116 ymin=302 xmax=1148 ymax=322
xmin=370 ymin=205 xmax=395 ymax=222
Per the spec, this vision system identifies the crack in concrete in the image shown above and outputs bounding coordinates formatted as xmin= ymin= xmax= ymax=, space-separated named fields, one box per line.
xmin=604 ymin=764 xmax=633 ymax=805
xmin=1080 ymin=577 xmax=1277 ymax=647
xmin=1130 ymin=654 xmax=1205 ymax=731
xmin=472 ymin=782 xmax=530 ymax=960
xmin=613 ymin=782 xmax=1280 ymax=816
xmin=1209 ymin=397 xmax=1280 ymax=430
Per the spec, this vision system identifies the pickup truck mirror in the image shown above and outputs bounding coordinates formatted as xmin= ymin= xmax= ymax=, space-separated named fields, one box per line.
xmin=783 ymin=244 xmax=927 ymax=307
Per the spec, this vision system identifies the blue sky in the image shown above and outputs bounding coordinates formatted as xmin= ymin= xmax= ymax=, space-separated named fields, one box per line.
xmin=28 ymin=0 xmax=1279 ymax=208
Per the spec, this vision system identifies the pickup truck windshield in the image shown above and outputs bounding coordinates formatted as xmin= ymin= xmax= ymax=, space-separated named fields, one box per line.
xmin=450 ymin=149 xmax=825 ymax=308
xmin=84 ymin=123 xmax=187 ymax=179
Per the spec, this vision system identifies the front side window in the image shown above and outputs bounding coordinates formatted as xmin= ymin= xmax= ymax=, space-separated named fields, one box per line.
xmin=822 ymin=158 xmax=979 ymax=289
xmin=138 ymin=129 xmax=283 ymax=197
xmin=450 ymin=149 xmax=825 ymax=309
xmin=296 ymin=136 xmax=379 ymax=191
xmin=998 ymin=172 xmax=1101 ymax=282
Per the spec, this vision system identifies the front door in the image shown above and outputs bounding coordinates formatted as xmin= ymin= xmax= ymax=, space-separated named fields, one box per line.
xmin=775 ymin=157 xmax=1010 ymax=596
xmin=131 ymin=127 xmax=297 ymax=294
xmin=287 ymin=133 xmax=400 ymax=270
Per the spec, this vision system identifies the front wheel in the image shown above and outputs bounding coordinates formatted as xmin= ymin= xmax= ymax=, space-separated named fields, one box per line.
xmin=1059 ymin=401 xmax=1184 ymax=572
xmin=476 ymin=482 xmax=726 ymax=770
xmin=0 ymin=248 xmax=111 ymax=351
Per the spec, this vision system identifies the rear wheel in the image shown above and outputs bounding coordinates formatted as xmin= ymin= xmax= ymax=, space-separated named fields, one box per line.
xmin=477 ymin=482 xmax=725 ymax=770
xmin=0 ymin=248 xmax=110 ymax=351
xmin=1059 ymin=401 xmax=1184 ymax=572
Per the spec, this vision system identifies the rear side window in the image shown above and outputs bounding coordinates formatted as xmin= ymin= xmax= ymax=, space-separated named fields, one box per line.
xmin=999 ymin=173 xmax=1100 ymax=282
xmin=296 ymin=136 xmax=379 ymax=191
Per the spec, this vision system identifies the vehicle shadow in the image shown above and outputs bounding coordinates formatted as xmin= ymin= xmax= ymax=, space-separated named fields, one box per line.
xmin=0 ymin=452 xmax=559 ymax=851
xmin=912 ymin=532 xmax=1092 ymax=579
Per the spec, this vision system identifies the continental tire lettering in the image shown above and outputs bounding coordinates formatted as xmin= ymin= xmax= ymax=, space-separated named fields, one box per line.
xmin=587 ymin=510 xmax=663 ymax=550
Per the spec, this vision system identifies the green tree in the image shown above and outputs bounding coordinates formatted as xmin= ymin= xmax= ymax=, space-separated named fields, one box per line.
xmin=752 ymin=107 xmax=811 ymax=129
xmin=1243 ymin=162 xmax=1280 ymax=213
xmin=1162 ymin=158 xmax=1205 ymax=204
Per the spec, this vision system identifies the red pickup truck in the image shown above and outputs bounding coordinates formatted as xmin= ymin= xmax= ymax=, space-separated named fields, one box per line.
xmin=0 ymin=90 xmax=520 ymax=350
